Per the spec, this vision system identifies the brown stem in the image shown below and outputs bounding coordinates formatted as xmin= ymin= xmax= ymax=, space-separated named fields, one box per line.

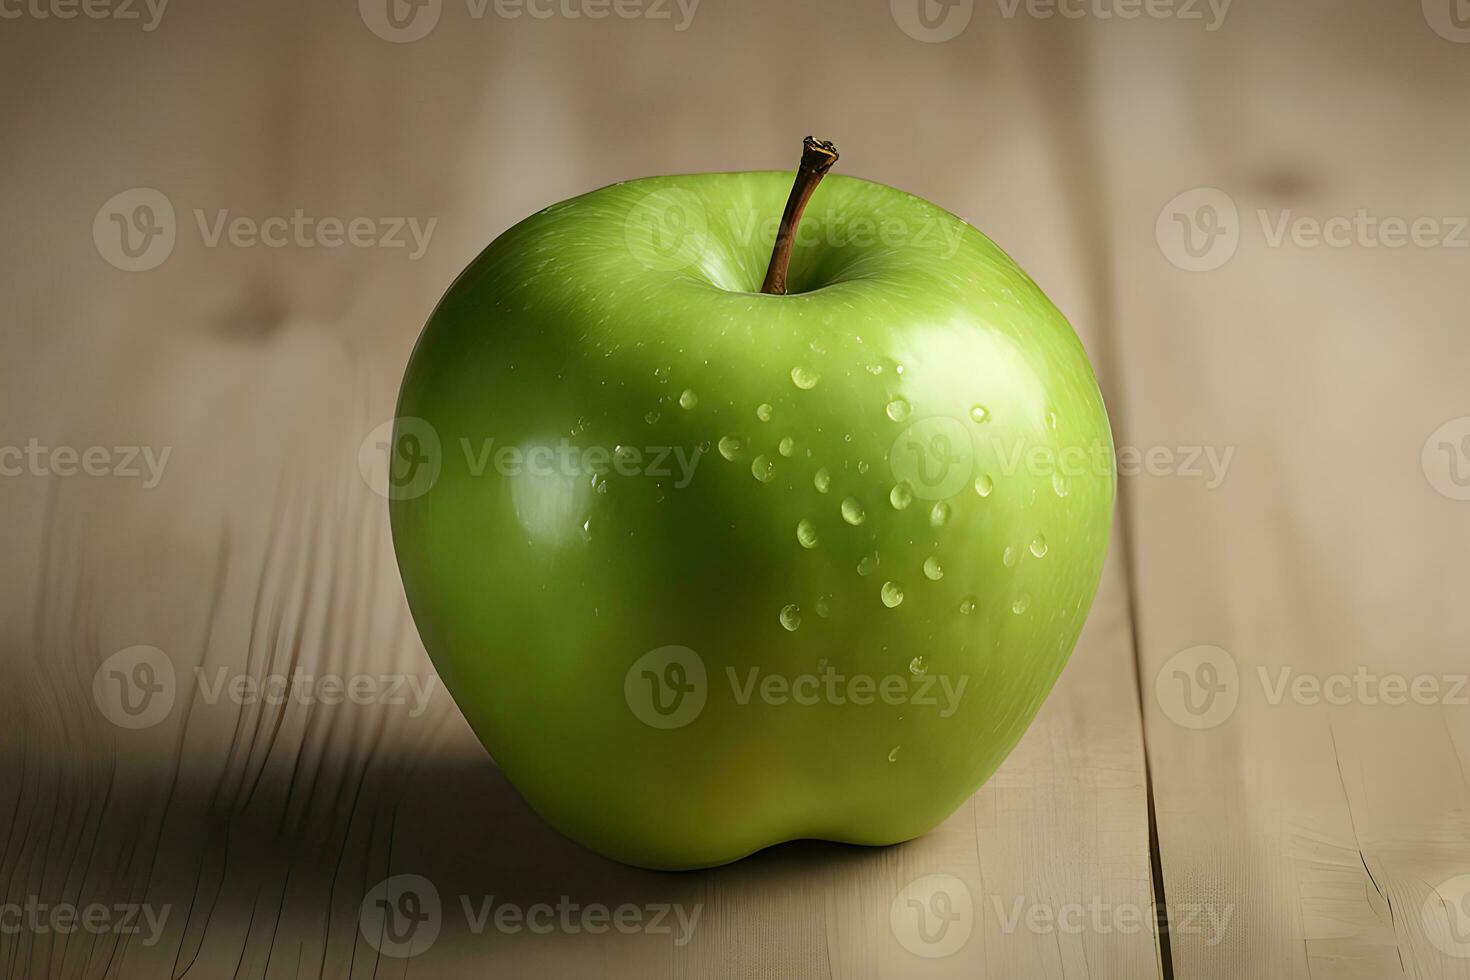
xmin=759 ymin=136 xmax=839 ymax=295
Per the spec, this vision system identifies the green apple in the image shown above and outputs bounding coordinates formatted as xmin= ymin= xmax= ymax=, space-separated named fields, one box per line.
xmin=390 ymin=141 xmax=1115 ymax=870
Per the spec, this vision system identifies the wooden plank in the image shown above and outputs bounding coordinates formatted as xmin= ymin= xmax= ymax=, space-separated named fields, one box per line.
xmin=1089 ymin=4 xmax=1470 ymax=977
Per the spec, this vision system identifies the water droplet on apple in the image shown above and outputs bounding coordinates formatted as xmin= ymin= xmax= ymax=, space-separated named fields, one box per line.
xmin=697 ymin=439 xmax=711 ymax=453
xmin=841 ymin=496 xmax=866 ymax=525
xmin=881 ymin=581 xmax=904 ymax=607
xmin=857 ymin=460 xmax=870 ymax=475
xmin=1003 ymin=545 xmax=1018 ymax=568
xmin=751 ymin=454 xmax=775 ymax=483
xmin=908 ymin=655 xmax=927 ymax=675
xmin=923 ymin=557 xmax=944 ymax=580
xmin=1012 ymin=593 xmax=1031 ymax=615
xmin=929 ymin=502 xmax=950 ymax=527
xmin=970 ymin=405 xmax=990 ymax=423
xmin=887 ymin=746 xmax=901 ymax=763
xmin=1052 ymin=472 xmax=1070 ymax=497
xmin=756 ymin=402 xmax=773 ymax=422
xmin=885 ymin=398 xmax=911 ymax=422
xmin=959 ymin=596 xmax=977 ymax=615
xmin=780 ymin=604 xmax=802 ymax=631
xmin=857 ymin=553 xmax=878 ymax=577
xmin=679 ymin=389 xmax=697 ymax=409
xmin=644 ymin=410 xmax=661 ymax=424
xmin=814 ymin=468 xmax=831 ymax=493
xmin=816 ymin=594 xmax=832 ymax=617
xmin=654 ymin=365 xmax=670 ymax=383
xmin=889 ymin=482 xmax=914 ymax=510
xmin=778 ymin=436 xmax=795 ymax=457
xmin=796 ymin=519 xmax=819 ymax=548
xmin=1030 ymin=534 xmax=1048 ymax=558
xmin=581 ymin=518 xmax=592 ymax=541
xmin=791 ymin=365 xmax=820 ymax=390
xmin=866 ymin=363 xmax=884 ymax=375
xmin=718 ymin=436 xmax=743 ymax=460
xmin=1045 ymin=409 xmax=1058 ymax=430
xmin=974 ymin=474 xmax=994 ymax=497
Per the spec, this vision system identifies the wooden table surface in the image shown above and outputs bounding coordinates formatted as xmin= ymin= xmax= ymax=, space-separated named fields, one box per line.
xmin=2 ymin=0 xmax=1467 ymax=976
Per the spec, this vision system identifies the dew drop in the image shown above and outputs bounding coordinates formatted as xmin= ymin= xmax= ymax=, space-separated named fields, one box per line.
xmin=929 ymin=502 xmax=951 ymax=527
xmin=885 ymin=398 xmax=911 ymax=422
xmin=796 ymin=519 xmax=819 ymax=549
xmin=678 ymin=389 xmax=697 ymax=409
xmin=751 ymin=454 xmax=775 ymax=483
xmin=644 ymin=410 xmax=661 ymax=424
xmin=1052 ymin=472 xmax=1070 ymax=497
xmin=653 ymin=365 xmax=669 ymax=383
xmin=974 ymin=474 xmax=994 ymax=497
xmin=970 ymin=405 xmax=990 ymax=423
xmin=756 ymin=402 xmax=773 ymax=422
xmin=780 ymin=604 xmax=802 ymax=631
xmin=1003 ymin=545 xmax=1019 ymax=568
xmin=718 ymin=436 xmax=743 ymax=461
xmin=959 ymin=596 xmax=977 ymax=615
xmin=814 ymin=467 xmax=831 ymax=493
xmin=841 ymin=496 xmax=866 ymax=526
xmin=889 ymin=482 xmax=914 ymax=510
xmin=1030 ymin=534 xmax=1049 ymax=558
xmin=881 ymin=581 xmax=904 ymax=608
xmin=816 ymin=594 xmax=832 ymax=618
xmin=857 ymin=553 xmax=878 ymax=577
xmin=887 ymin=746 xmax=901 ymax=763
xmin=923 ymin=556 xmax=944 ymax=580
xmin=857 ymin=460 xmax=870 ymax=475
xmin=778 ymin=436 xmax=795 ymax=457
xmin=866 ymin=363 xmax=884 ymax=375
xmin=1012 ymin=593 xmax=1031 ymax=615
xmin=1045 ymin=409 xmax=1058 ymax=430
xmin=909 ymin=655 xmax=928 ymax=675
xmin=791 ymin=366 xmax=820 ymax=390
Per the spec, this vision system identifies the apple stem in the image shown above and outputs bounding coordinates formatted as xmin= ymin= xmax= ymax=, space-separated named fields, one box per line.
xmin=759 ymin=136 xmax=840 ymax=295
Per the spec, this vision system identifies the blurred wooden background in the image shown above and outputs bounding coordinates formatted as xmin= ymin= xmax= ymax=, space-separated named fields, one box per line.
xmin=1 ymin=0 xmax=1468 ymax=976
